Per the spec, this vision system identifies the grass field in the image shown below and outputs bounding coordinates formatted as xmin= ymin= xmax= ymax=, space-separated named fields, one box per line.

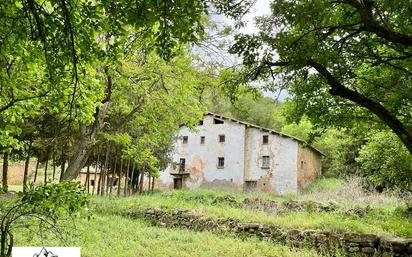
xmin=4 ymin=177 xmax=412 ymax=256
xmin=14 ymin=214 xmax=321 ymax=257
xmin=91 ymin=189 xmax=411 ymax=237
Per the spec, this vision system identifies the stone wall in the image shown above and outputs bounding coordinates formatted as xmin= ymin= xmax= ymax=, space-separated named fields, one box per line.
xmin=129 ymin=208 xmax=412 ymax=257
xmin=297 ymin=144 xmax=322 ymax=191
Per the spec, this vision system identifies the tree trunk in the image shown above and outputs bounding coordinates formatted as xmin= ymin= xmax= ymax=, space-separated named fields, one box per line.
xmin=109 ymin=160 xmax=116 ymax=195
xmin=100 ymin=146 xmax=110 ymax=196
xmin=129 ymin=165 xmax=135 ymax=196
xmin=59 ymin=158 xmax=66 ymax=182
xmin=105 ymin=156 xmax=111 ymax=196
xmin=2 ymin=151 xmax=9 ymax=192
xmin=62 ymin=68 xmax=113 ymax=181
xmin=23 ymin=140 xmax=32 ymax=193
xmin=33 ymin=158 xmax=39 ymax=184
xmin=97 ymin=164 xmax=102 ymax=195
xmin=92 ymin=155 xmax=100 ymax=195
xmin=139 ymin=169 xmax=144 ymax=195
xmin=43 ymin=151 xmax=49 ymax=185
xmin=52 ymin=154 xmax=56 ymax=181
xmin=117 ymin=159 xmax=123 ymax=196
xmin=85 ymin=165 xmax=90 ymax=193
xmin=148 ymin=175 xmax=151 ymax=193
xmin=124 ymin=159 xmax=130 ymax=196
xmin=151 ymin=176 xmax=155 ymax=193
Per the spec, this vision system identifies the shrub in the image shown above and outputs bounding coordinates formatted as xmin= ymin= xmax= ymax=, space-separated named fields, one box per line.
xmin=356 ymin=131 xmax=412 ymax=192
xmin=0 ymin=182 xmax=90 ymax=257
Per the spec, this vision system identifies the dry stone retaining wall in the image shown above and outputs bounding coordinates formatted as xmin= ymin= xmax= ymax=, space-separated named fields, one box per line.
xmin=128 ymin=208 xmax=412 ymax=257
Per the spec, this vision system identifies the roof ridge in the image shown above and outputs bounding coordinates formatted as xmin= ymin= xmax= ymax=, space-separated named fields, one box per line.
xmin=205 ymin=112 xmax=325 ymax=156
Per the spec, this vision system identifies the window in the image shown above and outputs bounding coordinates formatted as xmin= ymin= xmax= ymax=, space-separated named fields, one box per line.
xmin=182 ymin=136 xmax=188 ymax=144
xmin=179 ymin=158 xmax=186 ymax=172
xmin=245 ymin=181 xmax=257 ymax=191
xmin=262 ymin=156 xmax=270 ymax=168
xmin=200 ymin=136 xmax=205 ymax=144
xmin=263 ymin=135 xmax=269 ymax=144
xmin=213 ymin=118 xmax=224 ymax=124
xmin=199 ymin=120 xmax=204 ymax=125
xmin=219 ymin=134 xmax=225 ymax=143
xmin=90 ymin=179 xmax=95 ymax=186
xmin=217 ymin=157 xmax=225 ymax=168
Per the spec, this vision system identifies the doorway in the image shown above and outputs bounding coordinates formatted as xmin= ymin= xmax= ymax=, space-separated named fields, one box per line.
xmin=174 ymin=178 xmax=183 ymax=189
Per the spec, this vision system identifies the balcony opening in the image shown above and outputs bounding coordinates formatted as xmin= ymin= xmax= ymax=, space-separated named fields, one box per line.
xmin=213 ymin=118 xmax=224 ymax=124
xmin=179 ymin=158 xmax=186 ymax=172
xmin=263 ymin=135 xmax=269 ymax=144
xmin=217 ymin=157 xmax=225 ymax=169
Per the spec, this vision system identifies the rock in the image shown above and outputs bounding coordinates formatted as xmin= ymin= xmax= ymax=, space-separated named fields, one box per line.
xmin=381 ymin=237 xmax=411 ymax=252
xmin=345 ymin=233 xmax=378 ymax=243
xmin=361 ymin=247 xmax=375 ymax=253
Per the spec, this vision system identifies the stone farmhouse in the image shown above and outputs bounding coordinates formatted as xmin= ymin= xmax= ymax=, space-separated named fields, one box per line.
xmin=158 ymin=112 xmax=324 ymax=195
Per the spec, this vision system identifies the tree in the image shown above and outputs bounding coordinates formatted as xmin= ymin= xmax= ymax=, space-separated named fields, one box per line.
xmin=63 ymin=51 xmax=205 ymax=182
xmin=0 ymin=0 xmax=209 ymax=154
xmin=218 ymin=0 xmax=412 ymax=155
xmin=357 ymin=131 xmax=412 ymax=191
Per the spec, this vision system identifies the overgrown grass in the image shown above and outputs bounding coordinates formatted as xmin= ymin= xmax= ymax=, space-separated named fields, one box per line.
xmin=302 ymin=177 xmax=344 ymax=193
xmin=4 ymin=176 xmax=412 ymax=257
xmin=297 ymin=177 xmax=404 ymax=208
xmin=91 ymin=186 xmax=412 ymax=237
xmin=14 ymin=212 xmax=321 ymax=257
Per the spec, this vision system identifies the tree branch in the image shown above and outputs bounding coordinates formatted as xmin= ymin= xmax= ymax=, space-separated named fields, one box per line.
xmin=339 ymin=0 xmax=412 ymax=46
xmin=307 ymin=59 xmax=412 ymax=154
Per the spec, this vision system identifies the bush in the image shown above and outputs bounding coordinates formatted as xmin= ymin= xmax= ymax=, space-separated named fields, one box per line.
xmin=356 ymin=131 xmax=412 ymax=192
xmin=0 ymin=182 xmax=90 ymax=257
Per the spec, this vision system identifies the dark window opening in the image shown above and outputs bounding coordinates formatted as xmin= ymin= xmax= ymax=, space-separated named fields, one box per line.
xmin=213 ymin=118 xmax=224 ymax=124
xmin=263 ymin=135 xmax=269 ymax=144
xmin=200 ymin=136 xmax=205 ymax=144
xmin=262 ymin=156 xmax=270 ymax=168
xmin=219 ymin=134 xmax=225 ymax=143
xmin=174 ymin=178 xmax=183 ymax=189
xmin=217 ymin=157 xmax=225 ymax=168
xmin=199 ymin=120 xmax=204 ymax=125
xmin=179 ymin=158 xmax=186 ymax=172
xmin=90 ymin=179 xmax=95 ymax=186
xmin=182 ymin=136 xmax=188 ymax=144
xmin=245 ymin=181 xmax=257 ymax=191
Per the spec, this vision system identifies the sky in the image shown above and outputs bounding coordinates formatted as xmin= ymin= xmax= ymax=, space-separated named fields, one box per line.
xmin=208 ymin=0 xmax=289 ymax=101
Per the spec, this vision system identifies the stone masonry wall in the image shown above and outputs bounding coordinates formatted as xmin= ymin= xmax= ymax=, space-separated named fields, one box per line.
xmin=129 ymin=208 xmax=412 ymax=257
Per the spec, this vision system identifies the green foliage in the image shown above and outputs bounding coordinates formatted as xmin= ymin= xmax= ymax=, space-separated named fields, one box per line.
xmin=100 ymin=52 xmax=206 ymax=177
xmin=218 ymin=0 xmax=412 ymax=155
xmin=20 ymin=182 xmax=90 ymax=215
xmin=357 ymin=131 xmax=412 ymax=191
xmin=281 ymin=117 xmax=313 ymax=141
xmin=230 ymin=94 xmax=285 ymax=130
xmin=0 ymin=182 xmax=90 ymax=256
xmin=0 ymin=0 xmax=209 ymax=148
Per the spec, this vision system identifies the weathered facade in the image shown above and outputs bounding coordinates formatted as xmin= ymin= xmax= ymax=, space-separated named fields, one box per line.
xmin=158 ymin=113 xmax=323 ymax=195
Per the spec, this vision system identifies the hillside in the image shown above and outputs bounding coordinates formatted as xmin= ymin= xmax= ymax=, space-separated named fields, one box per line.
xmin=8 ymin=178 xmax=412 ymax=257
